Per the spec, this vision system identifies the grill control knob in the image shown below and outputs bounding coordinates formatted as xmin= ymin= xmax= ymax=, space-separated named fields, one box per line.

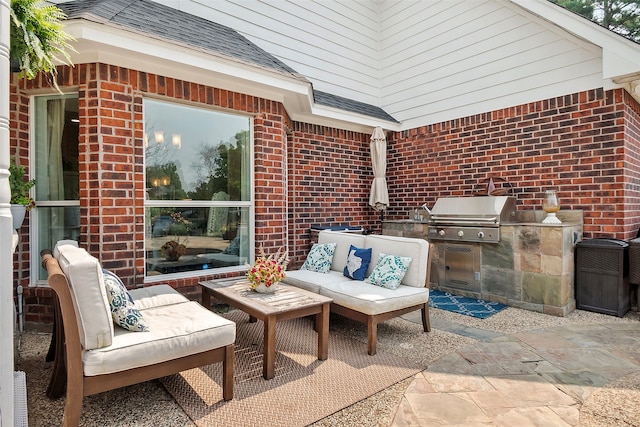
xmin=438 ymin=229 xmax=445 ymax=236
xmin=457 ymin=230 xmax=464 ymax=237
xmin=478 ymin=231 xmax=485 ymax=239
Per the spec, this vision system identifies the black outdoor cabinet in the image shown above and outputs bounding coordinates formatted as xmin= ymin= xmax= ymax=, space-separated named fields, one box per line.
xmin=629 ymin=237 xmax=640 ymax=310
xmin=575 ymin=238 xmax=629 ymax=317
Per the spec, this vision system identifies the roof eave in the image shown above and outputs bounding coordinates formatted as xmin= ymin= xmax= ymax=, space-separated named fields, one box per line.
xmin=62 ymin=21 xmax=391 ymax=133
xmin=509 ymin=0 xmax=640 ymax=103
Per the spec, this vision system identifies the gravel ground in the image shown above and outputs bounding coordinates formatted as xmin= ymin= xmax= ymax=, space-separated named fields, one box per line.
xmin=17 ymin=305 xmax=640 ymax=426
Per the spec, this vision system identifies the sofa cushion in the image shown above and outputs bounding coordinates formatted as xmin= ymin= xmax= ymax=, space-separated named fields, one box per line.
xmin=283 ymin=270 xmax=350 ymax=293
xmin=103 ymin=270 xmax=149 ymax=332
xmin=318 ymin=231 xmax=367 ymax=272
xmin=55 ymin=242 xmax=114 ymax=349
xmin=365 ymin=234 xmax=429 ymax=288
xmin=365 ymin=253 xmax=412 ymax=290
xmin=129 ymin=284 xmax=190 ymax=310
xmin=53 ymin=239 xmax=78 ymax=258
xmin=81 ymin=301 xmax=236 ymax=376
xmin=343 ymin=245 xmax=372 ymax=281
xmin=319 ymin=281 xmax=429 ymax=316
xmin=300 ymin=242 xmax=337 ymax=273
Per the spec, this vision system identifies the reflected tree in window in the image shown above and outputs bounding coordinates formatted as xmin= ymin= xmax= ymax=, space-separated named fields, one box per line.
xmin=190 ymin=130 xmax=248 ymax=202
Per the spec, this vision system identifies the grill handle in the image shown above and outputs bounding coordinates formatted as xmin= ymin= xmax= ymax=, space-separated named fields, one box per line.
xmin=430 ymin=215 xmax=498 ymax=223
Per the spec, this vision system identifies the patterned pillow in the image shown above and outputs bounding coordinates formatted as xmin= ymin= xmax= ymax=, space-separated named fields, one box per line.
xmin=343 ymin=245 xmax=372 ymax=281
xmin=300 ymin=243 xmax=337 ymax=273
xmin=102 ymin=269 xmax=149 ymax=332
xmin=365 ymin=253 xmax=412 ymax=290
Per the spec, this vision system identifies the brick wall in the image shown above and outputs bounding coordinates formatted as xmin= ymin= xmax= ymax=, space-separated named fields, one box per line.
xmin=12 ymin=64 xmax=293 ymax=324
xmin=10 ymin=66 xmax=640 ymax=325
xmin=387 ymin=88 xmax=640 ymax=240
xmin=286 ymin=123 xmax=378 ymax=267
xmin=623 ymin=90 xmax=640 ymax=238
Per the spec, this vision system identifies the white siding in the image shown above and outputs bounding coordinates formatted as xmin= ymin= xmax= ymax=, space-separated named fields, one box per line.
xmin=156 ymin=0 xmax=383 ymax=106
xmin=153 ymin=0 xmax=607 ymax=129
xmin=378 ymin=0 xmax=602 ymax=128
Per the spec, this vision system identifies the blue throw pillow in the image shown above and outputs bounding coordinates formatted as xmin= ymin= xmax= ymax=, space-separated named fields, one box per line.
xmin=343 ymin=245 xmax=372 ymax=281
xmin=102 ymin=269 xmax=149 ymax=332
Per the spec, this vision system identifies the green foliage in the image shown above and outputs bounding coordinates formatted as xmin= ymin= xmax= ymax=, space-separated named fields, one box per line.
xmin=10 ymin=0 xmax=75 ymax=90
xmin=9 ymin=159 xmax=36 ymax=209
xmin=550 ymin=0 xmax=640 ymax=42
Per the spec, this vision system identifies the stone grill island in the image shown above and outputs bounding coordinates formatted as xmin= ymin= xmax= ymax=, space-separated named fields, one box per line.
xmin=383 ymin=210 xmax=583 ymax=316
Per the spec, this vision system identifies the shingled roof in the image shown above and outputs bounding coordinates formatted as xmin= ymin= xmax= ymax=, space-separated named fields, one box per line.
xmin=314 ymin=91 xmax=398 ymax=123
xmin=58 ymin=0 xmax=396 ymax=123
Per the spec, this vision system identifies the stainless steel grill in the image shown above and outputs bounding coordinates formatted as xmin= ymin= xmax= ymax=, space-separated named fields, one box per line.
xmin=426 ymin=196 xmax=517 ymax=243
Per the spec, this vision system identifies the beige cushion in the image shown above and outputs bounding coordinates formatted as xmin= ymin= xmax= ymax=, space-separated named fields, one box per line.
xmin=364 ymin=234 xmax=429 ymax=288
xmin=319 ymin=281 xmax=429 ymax=316
xmin=129 ymin=284 xmax=190 ymax=310
xmin=55 ymin=242 xmax=114 ymax=349
xmin=283 ymin=270 xmax=351 ymax=293
xmin=318 ymin=230 xmax=366 ymax=273
xmin=81 ymin=301 xmax=236 ymax=376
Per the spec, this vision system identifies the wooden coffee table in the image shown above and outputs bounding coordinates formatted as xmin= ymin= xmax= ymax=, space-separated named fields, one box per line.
xmin=200 ymin=278 xmax=332 ymax=379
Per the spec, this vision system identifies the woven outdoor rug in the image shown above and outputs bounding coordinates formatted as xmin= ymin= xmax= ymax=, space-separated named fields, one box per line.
xmin=429 ymin=289 xmax=508 ymax=319
xmin=160 ymin=310 xmax=422 ymax=427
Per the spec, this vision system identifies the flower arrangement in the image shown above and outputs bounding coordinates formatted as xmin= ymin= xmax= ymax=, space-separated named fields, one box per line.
xmin=246 ymin=246 xmax=289 ymax=290
xmin=161 ymin=240 xmax=187 ymax=262
xmin=160 ymin=212 xmax=191 ymax=261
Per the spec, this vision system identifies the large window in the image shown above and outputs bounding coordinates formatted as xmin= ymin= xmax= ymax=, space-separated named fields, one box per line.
xmin=32 ymin=93 xmax=80 ymax=282
xmin=144 ymin=99 xmax=252 ymax=278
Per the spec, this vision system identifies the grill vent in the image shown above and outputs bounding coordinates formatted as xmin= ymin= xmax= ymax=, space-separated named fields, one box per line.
xmin=446 ymin=245 xmax=472 ymax=253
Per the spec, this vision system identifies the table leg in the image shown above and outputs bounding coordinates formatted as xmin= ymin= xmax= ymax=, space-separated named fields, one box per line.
xmin=263 ymin=314 xmax=276 ymax=379
xmin=317 ymin=302 xmax=330 ymax=360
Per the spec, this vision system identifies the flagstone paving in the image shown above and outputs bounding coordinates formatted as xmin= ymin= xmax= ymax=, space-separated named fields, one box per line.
xmin=393 ymin=317 xmax=640 ymax=426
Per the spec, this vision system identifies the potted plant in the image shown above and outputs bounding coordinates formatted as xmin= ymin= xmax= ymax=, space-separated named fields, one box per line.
xmin=9 ymin=159 xmax=36 ymax=230
xmin=9 ymin=0 xmax=75 ymax=90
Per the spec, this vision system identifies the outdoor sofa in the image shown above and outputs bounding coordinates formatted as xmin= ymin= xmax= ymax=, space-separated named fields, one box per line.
xmin=283 ymin=230 xmax=432 ymax=355
xmin=41 ymin=241 xmax=236 ymax=426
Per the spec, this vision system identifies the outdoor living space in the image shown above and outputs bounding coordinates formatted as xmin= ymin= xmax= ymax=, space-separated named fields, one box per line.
xmin=16 ymin=301 xmax=640 ymax=426
xmin=4 ymin=1 xmax=640 ymax=426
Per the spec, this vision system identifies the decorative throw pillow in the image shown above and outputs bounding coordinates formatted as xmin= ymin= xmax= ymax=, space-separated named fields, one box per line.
xmin=365 ymin=253 xmax=412 ymax=290
xmin=300 ymin=243 xmax=337 ymax=273
xmin=102 ymin=269 xmax=149 ymax=332
xmin=343 ymin=245 xmax=372 ymax=281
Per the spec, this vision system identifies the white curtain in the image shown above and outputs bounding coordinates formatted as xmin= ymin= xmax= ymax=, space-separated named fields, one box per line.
xmin=47 ymin=99 xmax=65 ymax=199
xmin=369 ymin=126 xmax=389 ymax=211
xmin=47 ymin=99 xmax=66 ymax=244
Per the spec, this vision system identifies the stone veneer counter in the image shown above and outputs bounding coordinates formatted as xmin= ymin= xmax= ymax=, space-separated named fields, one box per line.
xmin=382 ymin=210 xmax=583 ymax=316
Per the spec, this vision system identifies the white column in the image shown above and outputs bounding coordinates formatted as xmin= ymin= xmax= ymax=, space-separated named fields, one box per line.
xmin=0 ymin=0 xmax=15 ymax=425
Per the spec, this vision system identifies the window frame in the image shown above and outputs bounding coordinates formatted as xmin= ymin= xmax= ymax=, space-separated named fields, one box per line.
xmin=142 ymin=97 xmax=255 ymax=282
xmin=29 ymin=91 xmax=80 ymax=286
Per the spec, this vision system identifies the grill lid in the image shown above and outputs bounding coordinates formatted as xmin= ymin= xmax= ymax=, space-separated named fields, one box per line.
xmin=428 ymin=196 xmax=517 ymax=226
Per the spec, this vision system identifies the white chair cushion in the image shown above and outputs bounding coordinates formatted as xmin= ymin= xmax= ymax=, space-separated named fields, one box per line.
xmin=318 ymin=230 xmax=366 ymax=273
xmin=55 ymin=243 xmax=114 ymax=349
xmin=364 ymin=234 xmax=429 ymax=288
xmin=319 ymin=280 xmax=429 ymax=316
xmin=129 ymin=284 xmax=190 ymax=310
xmin=283 ymin=270 xmax=351 ymax=293
xmin=81 ymin=301 xmax=236 ymax=376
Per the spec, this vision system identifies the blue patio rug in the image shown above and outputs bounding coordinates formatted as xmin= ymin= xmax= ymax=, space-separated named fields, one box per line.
xmin=429 ymin=290 xmax=507 ymax=319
